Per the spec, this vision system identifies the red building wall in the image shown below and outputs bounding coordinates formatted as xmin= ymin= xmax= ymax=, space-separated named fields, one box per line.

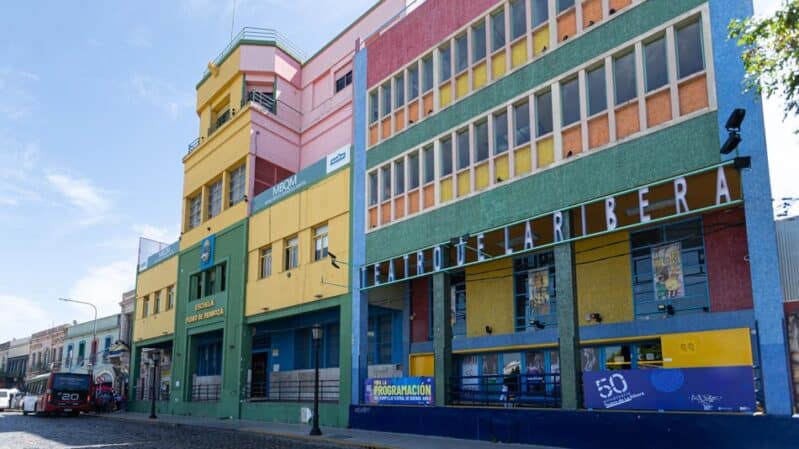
xmin=704 ymin=208 xmax=753 ymax=312
xmin=410 ymin=277 xmax=430 ymax=342
xmin=366 ymin=0 xmax=501 ymax=88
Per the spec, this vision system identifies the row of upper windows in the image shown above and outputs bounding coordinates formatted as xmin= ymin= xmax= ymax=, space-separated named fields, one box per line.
xmin=186 ymin=163 xmax=246 ymax=231
xmin=258 ymin=224 xmax=330 ymax=279
xmin=366 ymin=14 xmax=709 ymax=228
xmin=141 ymin=285 xmax=175 ymax=318
xmin=367 ymin=0 xmax=640 ymax=146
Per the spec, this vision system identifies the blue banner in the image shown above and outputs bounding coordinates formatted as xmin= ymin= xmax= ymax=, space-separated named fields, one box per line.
xmin=582 ymin=366 xmax=755 ymax=412
xmin=364 ymin=377 xmax=434 ymax=406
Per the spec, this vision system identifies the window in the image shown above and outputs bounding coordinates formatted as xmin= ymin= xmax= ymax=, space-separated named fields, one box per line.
xmin=439 ymin=137 xmax=453 ymax=176
xmin=408 ymin=66 xmax=419 ymax=100
xmin=511 ymin=0 xmax=527 ymax=40
xmin=191 ymin=272 xmax=203 ymax=300
xmin=197 ymin=340 xmax=222 ymax=376
xmin=676 ymin=21 xmax=705 ymax=78
xmin=513 ymin=101 xmax=531 ymax=146
xmin=561 ymin=77 xmax=580 ymax=126
xmin=422 ymin=55 xmax=434 ymax=92
xmin=394 ymin=159 xmax=405 ymax=195
xmin=423 ymin=145 xmax=435 ymax=183
xmin=645 ymin=36 xmax=669 ymax=92
xmin=532 ymin=0 xmax=548 ymax=27
xmin=475 ymin=120 xmax=489 ymax=162
xmin=381 ymin=83 xmax=392 ymax=116
xmin=557 ymin=0 xmax=574 ymax=13
xmin=493 ymin=111 xmax=509 ymax=154
xmin=77 ymin=341 xmax=86 ymax=365
xmin=167 ymin=285 xmax=175 ymax=310
xmin=284 ymin=237 xmax=299 ymax=270
xmin=456 ymin=128 xmax=470 ymax=170
xmin=536 ymin=91 xmax=553 ymax=136
xmin=188 ymin=194 xmax=201 ymax=230
xmin=368 ymin=172 xmax=378 ymax=206
xmin=513 ymin=252 xmax=557 ymax=331
xmin=228 ymin=165 xmax=246 ymax=206
xmin=408 ymin=152 xmax=420 ymax=190
xmin=381 ymin=165 xmax=391 ymax=201
xmin=491 ymin=9 xmax=506 ymax=52
xmin=472 ymin=22 xmax=487 ymax=63
xmin=440 ymin=45 xmax=452 ymax=82
xmin=587 ymin=65 xmax=607 ymax=116
xmin=294 ymin=328 xmax=312 ymax=370
xmin=334 ymin=70 xmax=352 ymax=93
xmin=314 ymin=225 xmax=329 ymax=261
xmin=142 ymin=296 xmax=149 ymax=318
xmin=104 ymin=337 xmax=111 ymax=353
xmin=614 ymin=51 xmax=637 ymax=105
xmin=259 ymin=247 xmax=272 ymax=278
xmin=368 ymin=314 xmax=395 ymax=364
xmin=455 ymin=34 xmax=468 ymax=73
xmin=395 ymin=73 xmax=405 ymax=108
xmin=369 ymin=91 xmax=379 ymax=124
xmin=326 ymin=323 xmax=340 ymax=367
xmin=153 ymin=291 xmax=161 ymax=315
xmin=204 ymin=267 xmax=217 ymax=295
xmin=207 ymin=180 xmax=222 ymax=219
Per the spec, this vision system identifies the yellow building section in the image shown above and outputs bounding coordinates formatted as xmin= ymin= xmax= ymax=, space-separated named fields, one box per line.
xmin=514 ymin=145 xmax=531 ymax=175
xmin=455 ymin=73 xmax=469 ymax=99
xmin=491 ymin=52 xmax=506 ymax=80
xmin=533 ymin=26 xmax=550 ymax=56
xmin=661 ymin=328 xmax=753 ymax=368
xmin=465 ymin=258 xmax=515 ymax=336
xmin=245 ymin=169 xmax=350 ymax=316
xmin=133 ymin=256 xmax=178 ymax=342
xmin=475 ymin=162 xmax=490 ymax=190
xmin=409 ymin=353 xmax=434 ymax=376
xmin=511 ymin=40 xmax=528 ymax=68
xmin=197 ymin=47 xmax=243 ymax=131
xmin=473 ymin=62 xmax=487 ymax=90
xmin=439 ymin=83 xmax=452 ymax=108
xmin=537 ymin=137 xmax=554 ymax=168
xmin=457 ymin=171 xmax=470 ymax=197
xmin=576 ymin=232 xmax=634 ymax=325
xmin=439 ymin=177 xmax=453 ymax=202
xmin=495 ymin=154 xmax=510 ymax=181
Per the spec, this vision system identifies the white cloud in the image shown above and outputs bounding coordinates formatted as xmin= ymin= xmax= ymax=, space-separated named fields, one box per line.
xmin=0 ymin=66 xmax=39 ymax=121
xmin=0 ymin=135 xmax=41 ymax=207
xmin=0 ymin=295 xmax=63 ymax=343
xmin=67 ymin=260 xmax=136 ymax=321
xmin=127 ymin=74 xmax=193 ymax=119
xmin=46 ymin=172 xmax=112 ymax=225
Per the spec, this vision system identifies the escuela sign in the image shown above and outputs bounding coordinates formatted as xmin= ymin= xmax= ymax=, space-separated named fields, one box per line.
xmin=361 ymin=163 xmax=742 ymax=289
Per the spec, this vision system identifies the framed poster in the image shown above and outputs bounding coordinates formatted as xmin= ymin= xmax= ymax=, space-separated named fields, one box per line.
xmin=651 ymin=242 xmax=685 ymax=300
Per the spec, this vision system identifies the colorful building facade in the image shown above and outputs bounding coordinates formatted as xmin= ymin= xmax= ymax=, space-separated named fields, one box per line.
xmin=129 ymin=0 xmax=795 ymax=432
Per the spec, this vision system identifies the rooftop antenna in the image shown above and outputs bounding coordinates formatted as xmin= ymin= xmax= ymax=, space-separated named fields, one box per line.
xmin=230 ymin=0 xmax=237 ymax=41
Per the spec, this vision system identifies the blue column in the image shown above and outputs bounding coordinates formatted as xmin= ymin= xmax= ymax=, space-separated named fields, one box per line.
xmin=350 ymin=46 xmax=369 ymax=406
xmin=710 ymin=0 xmax=793 ymax=415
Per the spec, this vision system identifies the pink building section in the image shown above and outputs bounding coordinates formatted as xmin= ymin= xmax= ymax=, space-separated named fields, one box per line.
xmin=239 ymin=0 xmax=405 ymax=173
xmin=366 ymin=0 xmax=501 ymax=88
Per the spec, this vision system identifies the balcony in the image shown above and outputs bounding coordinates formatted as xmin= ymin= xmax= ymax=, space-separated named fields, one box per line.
xmin=208 ymin=109 xmax=232 ymax=137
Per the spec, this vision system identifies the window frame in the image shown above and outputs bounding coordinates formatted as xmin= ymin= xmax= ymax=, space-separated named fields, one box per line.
xmin=313 ymin=225 xmax=329 ymax=262
xmin=259 ymin=246 xmax=272 ymax=278
xmin=284 ymin=236 xmax=299 ymax=271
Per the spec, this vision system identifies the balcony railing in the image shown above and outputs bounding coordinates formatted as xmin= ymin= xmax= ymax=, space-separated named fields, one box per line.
xmin=246 ymin=91 xmax=276 ymax=114
xmin=191 ymin=383 xmax=222 ymax=402
xmin=243 ymin=379 xmax=340 ymax=403
xmin=133 ymin=385 xmax=170 ymax=402
xmin=208 ymin=109 xmax=232 ymax=137
xmin=449 ymin=373 xmax=561 ymax=408
xmin=202 ymin=28 xmax=307 ymax=82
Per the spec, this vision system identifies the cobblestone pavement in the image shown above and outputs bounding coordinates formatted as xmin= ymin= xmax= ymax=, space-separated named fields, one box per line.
xmin=0 ymin=411 xmax=353 ymax=449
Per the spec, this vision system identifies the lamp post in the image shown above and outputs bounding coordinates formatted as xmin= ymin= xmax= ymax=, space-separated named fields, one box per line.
xmin=149 ymin=350 xmax=161 ymax=419
xmin=310 ymin=324 xmax=323 ymax=436
xmin=59 ymin=298 xmax=97 ymax=378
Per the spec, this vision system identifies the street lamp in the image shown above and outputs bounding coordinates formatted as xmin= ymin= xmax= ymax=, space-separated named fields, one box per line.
xmin=309 ymin=323 xmax=323 ymax=436
xmin=59 ymin=298 xmax=98 ymax=377
xmin=149 ymin=350 xmax=161 ymax=419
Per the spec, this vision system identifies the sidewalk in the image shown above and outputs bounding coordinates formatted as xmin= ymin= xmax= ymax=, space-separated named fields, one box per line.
xmin=90 ymin=412 xmax=566 ymax=449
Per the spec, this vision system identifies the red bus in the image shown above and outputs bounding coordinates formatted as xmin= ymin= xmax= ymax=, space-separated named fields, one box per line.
xmin=22 ymin=372 xmax=93 ymax=416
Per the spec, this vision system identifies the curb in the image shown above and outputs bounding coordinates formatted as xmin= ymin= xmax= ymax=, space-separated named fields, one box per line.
xmin=88 ymin=413 xmax=392 ymax=449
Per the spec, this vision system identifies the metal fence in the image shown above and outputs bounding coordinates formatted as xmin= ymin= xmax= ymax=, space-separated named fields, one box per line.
xmin=449 ymin=373 xmax=561 ymax=408
xmin=133 ymin=385 xmax=170 ymax=402
xmin=191 ymin=383 xmax=222 ymax=402
xmin=243 ymin=379 xmax=339 ymax=403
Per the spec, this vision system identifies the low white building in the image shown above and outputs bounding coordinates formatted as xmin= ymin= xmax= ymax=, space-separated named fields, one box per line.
xmin=61 ymin=315 xmax=120 ymax=387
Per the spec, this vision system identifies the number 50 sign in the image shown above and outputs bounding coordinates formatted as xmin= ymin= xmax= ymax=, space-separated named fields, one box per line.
xmin=594 ymin=373 xmax=629 ymax=399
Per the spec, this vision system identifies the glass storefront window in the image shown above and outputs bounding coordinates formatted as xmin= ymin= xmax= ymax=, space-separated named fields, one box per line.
xmin=637 ymin=342 xmax=663 ymax=369
xmin=604 ymin=345 xmax=632 ymax=370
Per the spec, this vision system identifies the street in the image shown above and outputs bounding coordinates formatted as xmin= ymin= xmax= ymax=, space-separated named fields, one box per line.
xmin=0 ymin=412 xmax=349 ymax=449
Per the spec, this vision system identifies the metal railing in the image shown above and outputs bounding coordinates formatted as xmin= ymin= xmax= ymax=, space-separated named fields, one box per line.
xmin=133 ymin=385 xmax=170 ymax=402
xmin=450 ymin=373 xmax=561 ymax=408
xmin=243 ymin=379 xmax=340 ymax=403
xmin=246 ymin=90 xmax=277 ymax=114
xmin=202 ymin=28 xmax=306 ymax=81
xmin=208 ymin=109 xmax=232 ymax=137
xmin=191 ymin=383 xmax=222 ymax=402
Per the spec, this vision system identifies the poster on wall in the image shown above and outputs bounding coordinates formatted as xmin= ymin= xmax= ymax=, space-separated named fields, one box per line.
xmin=461 ymin=356 xmax=479 ymax=391
xmin=651 ymin=242 xmax=685 ymax=300
xmin=528 ymin=268 xmax=550 ymax=314
xmin=364 ymin=377 xmax=434 ymax=405
xmin=582 ymin=366 xmax=755 ymax=412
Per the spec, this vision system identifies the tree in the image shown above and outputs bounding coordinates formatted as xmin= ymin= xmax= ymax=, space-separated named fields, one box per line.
xmin=729 ymin=0 xmax=799 ymax=119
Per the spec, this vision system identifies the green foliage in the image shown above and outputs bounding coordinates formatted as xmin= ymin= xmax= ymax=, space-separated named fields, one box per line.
xmin=729 ymin=0 xmax=799 ymax=119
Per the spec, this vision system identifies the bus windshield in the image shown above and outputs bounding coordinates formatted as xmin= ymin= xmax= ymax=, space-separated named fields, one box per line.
xmin=53 ymin=373 xmax=90 ymax=391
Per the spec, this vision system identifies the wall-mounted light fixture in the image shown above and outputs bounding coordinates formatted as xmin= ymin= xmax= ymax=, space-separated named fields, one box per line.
xmin=485 ymin=325 xmax=493 ymax=335
xmin=720 ymin=108 xmax=745 ymax=155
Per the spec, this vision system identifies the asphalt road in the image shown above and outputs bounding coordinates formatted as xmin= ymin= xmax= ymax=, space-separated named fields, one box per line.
xmin=0 ymin=411 xmax=350 ymax=449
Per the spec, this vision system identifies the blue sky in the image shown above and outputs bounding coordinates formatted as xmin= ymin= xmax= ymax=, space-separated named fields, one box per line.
xmin=0 ymin=0 xmax=796 ymax=342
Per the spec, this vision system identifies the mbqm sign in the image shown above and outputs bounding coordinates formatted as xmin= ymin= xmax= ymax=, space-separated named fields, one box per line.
xmin=583 ymin=366 xmax=755 ymax=412
xmin=364 ymin=377 xmax=434 ymax=405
